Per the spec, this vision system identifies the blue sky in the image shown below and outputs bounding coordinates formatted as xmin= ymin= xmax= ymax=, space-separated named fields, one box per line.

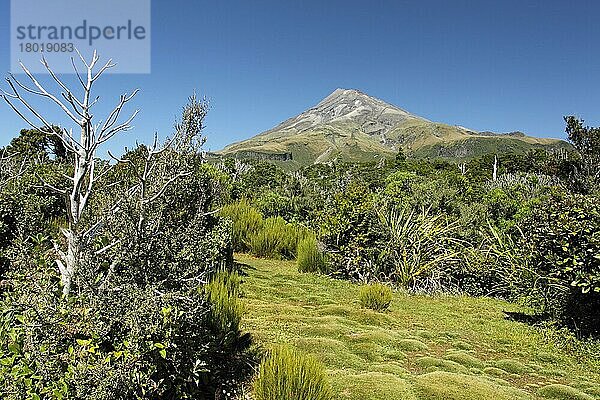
xmin=1 ymin=0 xmax=600 ymax=153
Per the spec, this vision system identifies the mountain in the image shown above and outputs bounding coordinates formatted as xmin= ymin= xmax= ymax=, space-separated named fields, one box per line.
xmin=220 ymin=88 xmax=570 ymax=168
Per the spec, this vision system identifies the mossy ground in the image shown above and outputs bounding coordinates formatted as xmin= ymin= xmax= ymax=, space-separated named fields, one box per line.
xmin=238 ymin=254 xmax=600 ymax=399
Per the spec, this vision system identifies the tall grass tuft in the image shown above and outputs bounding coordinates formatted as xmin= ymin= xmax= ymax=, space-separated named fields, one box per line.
xmin=297 ymin=235 xmax=327 ymax=274
xmin=220 ymin=200 xmax=264 ymax=251
xmin=359 ymin=283 xmax=393 ymax=312
xmin=253 ymin=345 xmax=333 ymax=400
xmin=248 ymin=217 xmax=309 ymax=260
xmin=204 ymin=270 xmax=244 ymax=332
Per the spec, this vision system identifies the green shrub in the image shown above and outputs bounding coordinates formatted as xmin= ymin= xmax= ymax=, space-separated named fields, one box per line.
xmin=0 ymin=148 xmax=255 ymax=399
xmin=319 ymin=181 xmax=381 ymax=281
xmin=220 ymin=199 xmax=264 ymax=252
xmin=359 ymin=283 xmax=393 ymax=312
xmin=297 ymin=236 xmax=327 ymax=274
xmin=0 ymin=255 xmax=255 ymax=400
xmin=253 ymin=345 xmax=332 ymax=400
xmin=255 ymin=191 xmax=294 ymax=220
xmin=519 ymin=193 xmax=600 ymax=335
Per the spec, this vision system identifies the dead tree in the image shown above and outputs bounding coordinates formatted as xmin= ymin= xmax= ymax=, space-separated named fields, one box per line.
xmin=1 ymin=51 xmax=139 ymax=296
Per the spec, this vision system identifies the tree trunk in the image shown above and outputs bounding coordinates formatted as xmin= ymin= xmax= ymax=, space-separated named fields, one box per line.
xmin=56 ymin=229 xmax=80 ymax=296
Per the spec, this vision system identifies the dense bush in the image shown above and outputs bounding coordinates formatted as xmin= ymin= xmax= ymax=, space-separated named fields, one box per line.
xmin=253 ymin=345 xmax=332 ymax=400
xmin=319 ymin=181 xmax=381 ymax=281
xmin=0 ymin=250 xmax=254 ymax=399
xmin=254 ymin=191 xmax=295 ymax=220
xmin=0 ymin=99 xmax=257 ymax=398
xmin=359 ymin=283 xmax=393 ymax=312
xmin=297 ymin=236 xmax=327 ymax=274
xmin=520 ymin=194 xmax=600 ymax=335
xmin=0 ymin=156 xmax=256 ymax=399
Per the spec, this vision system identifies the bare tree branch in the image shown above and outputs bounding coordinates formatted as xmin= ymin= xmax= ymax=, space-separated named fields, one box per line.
xmin=18 ymin=61 xmax=81 ymax=124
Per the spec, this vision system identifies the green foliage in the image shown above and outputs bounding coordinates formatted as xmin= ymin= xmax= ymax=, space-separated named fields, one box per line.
xmin=220 ymin=199 xmax=264 ymax=252
xmin=0 ymin=104 xmax=255 ymax=398
xmin=5 ymin=128 xmax=70 ymax=162
xmin=459 ymin=222 xmax=534 ymax=299
xmin=297 ymin=235 xmax=327 ymax=274
xmin=255 ymin=191 xmax=294 ymax=220
xmin=253 ymin=345 xmax=332 ymax=400
xmin=564 ymin=116 xmax=600 ymax=191
xmin=0 ymin=228 xmax=254 ymax=400
xmin=359 ymin=283 xmax=393 ymax=312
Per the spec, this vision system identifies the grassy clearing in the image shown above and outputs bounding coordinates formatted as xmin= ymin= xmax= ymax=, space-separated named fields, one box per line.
xmin=238 ymin=254 xmax=600 ymax=400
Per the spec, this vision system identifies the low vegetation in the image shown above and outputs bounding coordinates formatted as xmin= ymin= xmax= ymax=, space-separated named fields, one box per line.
xmin=220 ymin=201 xmax=310 ymax=260
xmin=240 ymin=255 xmax=600 ymax=400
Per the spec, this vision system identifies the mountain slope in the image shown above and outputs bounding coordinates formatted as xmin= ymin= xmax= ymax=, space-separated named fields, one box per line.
xmin=221 ymin=89 xmax=570 ymax=167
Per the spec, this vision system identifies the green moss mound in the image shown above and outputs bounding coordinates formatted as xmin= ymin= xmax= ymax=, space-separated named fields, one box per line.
xmin=415 ymin=357 xmax=469 ymax=374
xmin=492 ymin=359 xmax=532 ymax=374
xmin=444 ymin=351 xmax=485 ymax=369
xmin=397 ymin=338 xmax=429 ymax=351
xmin=537 ymin=384 xmax=595 ymax=400
xmin=414 ymin=371 xmax=531 ymax=400
xmin=333 ymin=372 xmax=416 ymax=400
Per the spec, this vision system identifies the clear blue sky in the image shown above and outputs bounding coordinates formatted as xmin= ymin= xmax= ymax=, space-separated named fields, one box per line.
xmin=1 ymin=0 xmax=600 ymax=153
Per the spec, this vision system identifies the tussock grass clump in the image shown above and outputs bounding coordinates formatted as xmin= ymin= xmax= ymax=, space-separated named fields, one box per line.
xmin=249 ymin=217 xmax=308 ymax=260
xmin=359 ymin=283 xmax=393 ymax=312
xmin=297 ymin=235 xmax=327 ymax=274
xmin=204 ymin=271 xmax=243 ymax=331
xmin=221 ymin=201 xmax=317 ymax=260
xmin=220 ymin=199 xmax=264 ymax=251
xmin=253 ymin=345 xmax=332 ymax=400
